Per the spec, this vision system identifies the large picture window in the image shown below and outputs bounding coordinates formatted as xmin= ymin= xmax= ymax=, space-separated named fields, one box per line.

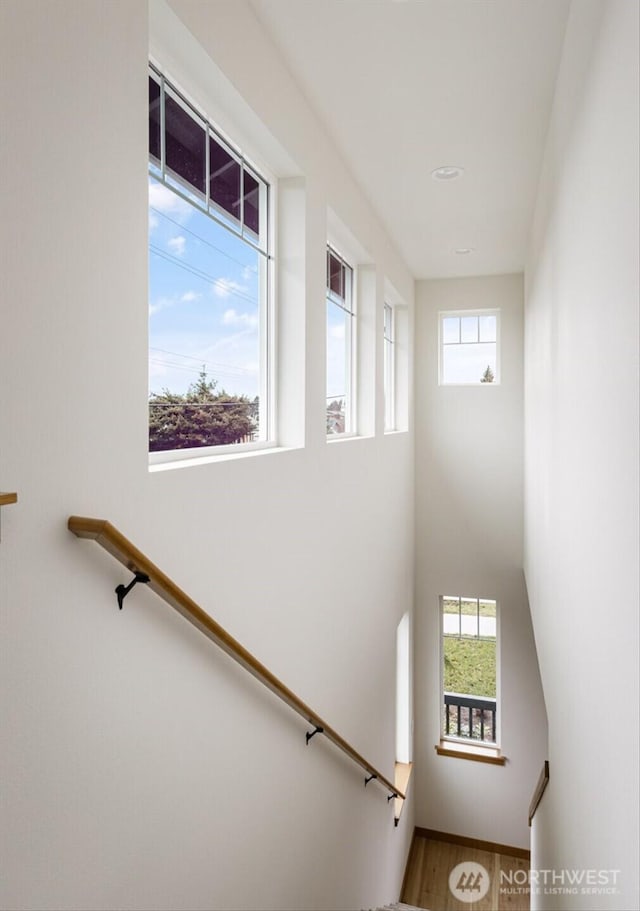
xmin=148 ymin=66 xmax=271 ymax=459
xmin=326 ymin=246 xmax=355 ymax=435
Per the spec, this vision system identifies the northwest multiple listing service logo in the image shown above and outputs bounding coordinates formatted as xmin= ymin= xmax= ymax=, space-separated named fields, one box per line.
xmin=448 ymin=861 xmax=622 ymax=902
xmin=448 ymin=862 xmax=490 ymax=902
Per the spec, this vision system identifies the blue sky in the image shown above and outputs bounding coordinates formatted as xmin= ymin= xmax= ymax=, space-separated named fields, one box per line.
xmin=326 ymin=301 xmax=348 ymax=402
xmin=148 ymin=176 xmax=260 ymax=399
xmin=150 ymin=174 xmax=351 ymax=411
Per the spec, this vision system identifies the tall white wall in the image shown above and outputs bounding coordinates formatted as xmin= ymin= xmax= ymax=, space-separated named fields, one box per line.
xmin=525 ymin=1 xmax=639 ymax=908
xmin=0 ymin=2 xmax=415 ymax=909
xmin=413 ymin=274 xmax=548 ymax=850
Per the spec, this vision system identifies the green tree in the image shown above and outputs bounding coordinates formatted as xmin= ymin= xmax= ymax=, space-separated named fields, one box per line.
xmin=480 ymin=365 xmax=495 ymax=383
xmin=149 ymin=368 xmax=256 ymax=451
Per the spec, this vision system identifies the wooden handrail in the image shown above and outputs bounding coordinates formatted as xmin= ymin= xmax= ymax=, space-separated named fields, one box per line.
xmin=0 ymin=492 xmax=18 ymax=506
xmin=68 ymin=516 xmax=404 ymax=802
xmin=528 ymin=760 xmax=549 ymax=825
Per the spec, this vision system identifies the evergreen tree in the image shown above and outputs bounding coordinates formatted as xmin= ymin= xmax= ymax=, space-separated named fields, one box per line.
xmin=149 ymin=368 xmax=256 ymax=451
xmin=480 ymin=365 xmax=495 ymax=383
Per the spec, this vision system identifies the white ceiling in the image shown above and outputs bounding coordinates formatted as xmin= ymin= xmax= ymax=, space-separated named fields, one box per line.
xmin=250 ymin=0 xmax=570 ymax=279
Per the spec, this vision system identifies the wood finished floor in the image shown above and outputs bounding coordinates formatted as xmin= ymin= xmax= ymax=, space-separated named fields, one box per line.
xmin=400 ymin=835 xmax=530 ymax=911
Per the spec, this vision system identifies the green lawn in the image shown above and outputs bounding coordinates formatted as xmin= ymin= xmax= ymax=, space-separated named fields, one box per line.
xmin=444 ymin=636 xmax=496 ymax=697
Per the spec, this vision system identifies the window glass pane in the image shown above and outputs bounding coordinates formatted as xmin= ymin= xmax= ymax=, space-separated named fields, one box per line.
xmin=461 ymin=598 xmax=479 ymax=638
xmin=442 ymin=342 xmax=497 ymax=384
xmin=384 ymin=338 xmax=394 ymax=431
xmin=148 ymin=175 xmax=262 ymax=451
xmin=326 ymin=299 xmax=348 ymax=434
xmin=243 ymin=169 xmax=260 ymax=238
xmin=165 ymin=90 xmax=206 ymax=197
xmin=443 ymin=636 xmax=496 ymax=696
xmin=461 ymin=316 xmax=478 ymax=343
xmin=149 ymin=75 xmax=161 ymax=163
xmin=209 ymin=134 xmax=240 ymax=223
xmin=479 ymin=600 xmax=497 ymax=639
xmin=479 ymin=314 xmax=497 ymax=343
xmin=328 ymin=251 xmax=343 ymax=299
xmin=442 ymin=317 xmax=459 ymax=344
xmin=442 ymin=596 xmax=461 ymax=636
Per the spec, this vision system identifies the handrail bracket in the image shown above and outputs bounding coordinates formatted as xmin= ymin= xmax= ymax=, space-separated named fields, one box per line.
xmin=115 ymin=571 xmax=150 ymax=610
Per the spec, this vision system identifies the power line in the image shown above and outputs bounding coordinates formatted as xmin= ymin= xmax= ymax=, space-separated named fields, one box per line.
xmin=150 ymin=205 xmax=259 ymax=275
xmin=149 ymin=245 xmax=258 ymax=307
xmin=150 ymin=358 xmax=251 ymax=381
xmin=150 ymin=347 xmax=253 ymax=374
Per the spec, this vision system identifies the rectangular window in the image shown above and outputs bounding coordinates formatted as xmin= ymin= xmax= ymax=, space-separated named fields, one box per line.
xmin=148 ymin=65 xmax=271 ymax=459
xmin=326 ymin=246 xmax=355 ymax=435
xmin=441 ymin=595 xmax=498 ymax=745
xmin=384 ymin=302 xmax=395 ymax=431
xmin=439 ymin=310 xmax=499 ymax=385
xmin=396 ymin=612 xmax=411 ymax=763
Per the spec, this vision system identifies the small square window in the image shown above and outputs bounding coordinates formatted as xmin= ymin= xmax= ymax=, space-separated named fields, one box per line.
xmin=439 ymin=310 xmax=500 ymax=385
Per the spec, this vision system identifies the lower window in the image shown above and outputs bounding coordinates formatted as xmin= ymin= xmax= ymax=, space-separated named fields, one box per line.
xmin=441 ymin=595 xmax=498 ymax=746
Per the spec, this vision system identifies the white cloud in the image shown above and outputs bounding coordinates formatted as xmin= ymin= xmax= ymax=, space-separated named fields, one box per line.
xmin=149 ymin=290 xmax=201 ymax=316
xmin=167 ymin=235 xmax=186 ymax=256
xmin=213 ymin=277 xmax=248 ymax=299
xmin=221 ymin=308 xmax=258 ymax=329
xmin=148 ymin=180 xmax=193 ymax=220
xmin=330 ymin=323 xmax=346 ymax=340
xmin=149 ymin=296 xmax=173 ymax=317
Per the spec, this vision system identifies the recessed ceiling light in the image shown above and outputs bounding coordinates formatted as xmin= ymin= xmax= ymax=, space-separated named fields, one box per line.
xmin=455 ymin=247 xmax=474 ymax=255
xmin=431 ymin=166 xmax=465 ymax=181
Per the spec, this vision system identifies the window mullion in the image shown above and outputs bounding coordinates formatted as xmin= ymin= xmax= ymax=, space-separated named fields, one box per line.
xmin=160 ymin=74 xmax=166 ymax=179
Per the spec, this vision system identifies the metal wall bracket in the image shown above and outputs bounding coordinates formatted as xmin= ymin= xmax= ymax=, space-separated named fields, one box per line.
xmin=387 ymin=792 xmax=398 ymax=802
xmin=305 ymin=725 xmax=324 ymax=745
xmin=115 ymin=571 xmax=150 ymax=609
xmin=364 ymin=773 xmax=377 ymax=787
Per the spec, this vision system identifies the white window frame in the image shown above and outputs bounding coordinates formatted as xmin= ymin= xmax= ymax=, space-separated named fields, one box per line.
xmin=439 ymin=595 xmax=500 ymax=750
xmin=438 ymin=309 xmax=501 ymax=386
xmin=148 ymin=64 xmax=276 ymax=466
xmin=326 ymin=245 xmax=356 ymax=438
xmin=384 ymin=302 xmax=396 ymax=432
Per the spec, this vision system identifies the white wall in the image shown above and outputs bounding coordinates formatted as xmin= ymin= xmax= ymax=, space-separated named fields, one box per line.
xmin=525 ymin=1 xmax=639 ymax=908
xmin=0 ymin=2 xmax=415 ymax=909
xmin=414 ymin=273 xmax=548 ymax=850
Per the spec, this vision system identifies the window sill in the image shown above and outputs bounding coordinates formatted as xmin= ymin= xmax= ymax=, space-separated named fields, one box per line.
xmin=435 ymin=741 xmax=506 ymax=766
xmin=394 ymin=761 xmax=413 ymax=824
xmin=326 ymin=433 xmax=376 ymax=447
xmin=149 ymin=443 xmax=299 ymax=472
